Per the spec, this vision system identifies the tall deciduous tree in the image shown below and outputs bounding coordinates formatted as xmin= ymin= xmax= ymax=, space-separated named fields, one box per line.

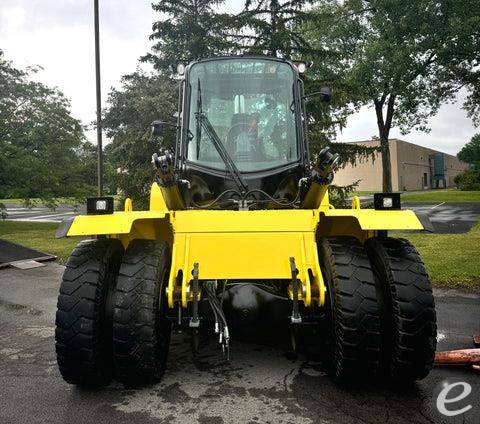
xmin=458 ymin=134 xmax=480 ymax=168
xmin=103 ymin=71 xmax=177 ymax=208
xmin=307 ymin=0 xmax=480 ymax=192
xmin=0 ymin=50 xmax=92 ymax=201
xmin=233 ymin=1 xmax=373 ymax=164
xmin=142 ymin=0 xmax=231 ymax=72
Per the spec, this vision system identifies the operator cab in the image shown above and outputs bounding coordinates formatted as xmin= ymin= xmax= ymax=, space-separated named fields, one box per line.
xmin=152 ymin=56 xmax=335 ymax=210
xmin=178 ymin=57 xmax=308 ymax=209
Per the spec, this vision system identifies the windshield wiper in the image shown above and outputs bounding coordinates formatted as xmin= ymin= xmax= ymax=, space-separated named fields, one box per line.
xmin=194 ymin=80 xmax=248 ymax=194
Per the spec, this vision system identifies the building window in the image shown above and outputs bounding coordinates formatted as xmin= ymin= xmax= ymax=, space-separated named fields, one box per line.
xmin=423 ymin=173 xmax=428 ymax=188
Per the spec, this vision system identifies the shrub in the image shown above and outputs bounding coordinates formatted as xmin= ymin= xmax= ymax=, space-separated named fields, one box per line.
xmin=454 ymin=169 xmax=480 ymax=191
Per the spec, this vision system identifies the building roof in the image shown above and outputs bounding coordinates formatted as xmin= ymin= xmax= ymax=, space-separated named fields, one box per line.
xmin=339 ymin=138 xmax=459 ymax=159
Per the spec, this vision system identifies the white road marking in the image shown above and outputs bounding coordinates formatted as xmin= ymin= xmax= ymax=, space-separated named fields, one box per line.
xmin=6 ymin=211 xmax=76 ymax=223
xmin=28 ymin=212 xmax=75 ymax=220
xmin=7 ymin=217 xmax=63 ymax=223
xmin=5 ymin=210 xmax=50 ymax=215
xmin=431 ymin=202 xmax=446 ymax=210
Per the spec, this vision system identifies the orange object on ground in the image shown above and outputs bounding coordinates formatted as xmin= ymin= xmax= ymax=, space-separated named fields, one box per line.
xmin=435 ymin=348 xmax=480 ymax=372
xmin=435 ymin=349 xmax=480 ymax=364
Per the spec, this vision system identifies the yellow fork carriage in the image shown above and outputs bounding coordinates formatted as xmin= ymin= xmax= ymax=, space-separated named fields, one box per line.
xmin=55 ymin=183 xmax=436 ymax=387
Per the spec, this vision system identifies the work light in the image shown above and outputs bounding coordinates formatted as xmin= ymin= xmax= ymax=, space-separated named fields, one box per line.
xmin=374 ymin=193 xmax=401 ymax=210
xmin=297 ymin=62 xmax=307 ymax=73
xmin=87 ymin=197 xmax=114 ymax=215
xmin=383 ymin=197 xmax=393 ymax=208
xmin=176 ymin=62 xmax=186 ymax=76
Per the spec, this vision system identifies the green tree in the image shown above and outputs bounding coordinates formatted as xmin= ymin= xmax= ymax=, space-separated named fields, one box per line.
xmin=229 ymin=1 xmax=374 ymax=170
xmin=143 ymin=0 xmax=231 ymax=72
xmin=454 ymin=169 xmax=480 ymax=191
xmin=458 ymin=133 xmax=480 ymax=168
xmin=306 ymin=0 xmax=480 ymax=192
xmin=137 ymin=0 xmax=372 ymax=207
xmin=233 ymin=0 xmax=316 ymax=57
xmin=0 ymin=50 xmax=92 ymax=201
xmin=103 ymin=71 xmax=177 ymax=208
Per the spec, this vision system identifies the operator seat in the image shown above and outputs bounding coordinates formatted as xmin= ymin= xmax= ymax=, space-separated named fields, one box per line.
xmin=227 ymin=113 xmax=263 ymax=162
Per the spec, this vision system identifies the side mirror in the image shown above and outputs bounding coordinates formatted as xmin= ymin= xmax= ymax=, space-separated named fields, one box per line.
xmin=303 ymin=86 xmax=332 ymax=103
xmin=152 ymin=120 xmax=179 ymax=137
xmin=319 ymin=86 xmax=332 ymax=103
xmin=152 ymin=120 xmax=166 ymax=137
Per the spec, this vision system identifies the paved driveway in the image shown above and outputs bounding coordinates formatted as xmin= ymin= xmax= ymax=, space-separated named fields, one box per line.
xmin=405 ymin=203 xmax=480 ymax=233
xmin=0 ymin=263 xmax=478 ymax=424
xmin=5 ymin=199 xmax=480 ymax=234
xmin=4 ymin=204 xmax=82 ymax=223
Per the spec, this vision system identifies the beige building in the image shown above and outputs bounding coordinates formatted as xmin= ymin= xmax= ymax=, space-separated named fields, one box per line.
xmin=334 ymin=139 xmax=469 ymax=192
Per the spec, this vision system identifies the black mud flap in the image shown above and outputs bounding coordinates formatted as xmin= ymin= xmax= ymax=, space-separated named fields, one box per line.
xmin=415 ymin=212 xmax=435 ymax=233
xmin=55 ymin=216 xmax=75 ymax=239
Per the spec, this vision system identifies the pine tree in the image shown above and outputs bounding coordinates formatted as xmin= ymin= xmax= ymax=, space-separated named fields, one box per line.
xmin=232 ymin=0 xmax=315 ymax=58
xmin=143 ymin=0 xmax=232 ymax=72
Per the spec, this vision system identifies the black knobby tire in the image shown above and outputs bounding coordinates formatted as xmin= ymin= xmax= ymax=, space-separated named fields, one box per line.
xmin=113 ymin=239 xmax=172 ymax=386
xmin=365 ymin=237 xmax=437 ymax=382
xmin=317 ymin=237 xmax=381 ymax=382
xmin=55 ymin=238 xmax=124 ymax=387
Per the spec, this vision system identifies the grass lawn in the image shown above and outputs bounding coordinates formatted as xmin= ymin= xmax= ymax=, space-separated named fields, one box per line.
xmin=0 ymin=197 xmax=82 ymax=208
xmin=1 ymin=220 xmax=478 ymax=291
xmin=0 ymin=195 xmax=121 ymax=207
xmin=401 ymin=189 xmax=480 ymax=203
xmin=0 ymin=198 xmax=26 ymax=206
xmin=400 ymin=221 xmax=480 ymax=291
xmin=0 ymin=221 xmax=82 ymax=263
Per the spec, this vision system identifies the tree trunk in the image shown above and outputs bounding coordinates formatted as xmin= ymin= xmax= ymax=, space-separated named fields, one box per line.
xmin=374 ymin=94 xmax=396 ymax=192
xmin=380 ymin=131 xmax=392 ymax=192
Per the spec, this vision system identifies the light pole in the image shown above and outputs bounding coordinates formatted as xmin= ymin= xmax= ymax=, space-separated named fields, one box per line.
xmin=94 ymin=0 xmax=103 ymax=196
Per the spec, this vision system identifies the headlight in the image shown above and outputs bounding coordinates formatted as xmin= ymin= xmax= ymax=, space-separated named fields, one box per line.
xmin=383 ymin=197 xmax=393 ymax=208
xmin=374 ymin=193 xmax=401 ymax=210
xmin=87 ymin=197 xmax=114 ymax=215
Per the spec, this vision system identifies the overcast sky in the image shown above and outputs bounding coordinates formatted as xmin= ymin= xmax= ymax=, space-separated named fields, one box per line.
xmin=1 ymin=0 xmax=477 ymax=155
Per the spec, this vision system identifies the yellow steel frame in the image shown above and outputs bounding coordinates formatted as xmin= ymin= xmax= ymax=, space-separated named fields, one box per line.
xmin=63 ymin=183 xmax=425 ymax=310
xmin=168 ymin=210 xmax=323 ymax=308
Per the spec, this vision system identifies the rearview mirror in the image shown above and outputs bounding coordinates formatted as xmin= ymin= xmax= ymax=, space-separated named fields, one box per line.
xmin=152 ymin=121 xmax=166 ymax=137
xmin=151 ymin=120 xmax=179 ymax=137
xmin=319 ymin=86 xmax=332 ymax=103
xmin=303 ymin=86 xmax=332 ymax=103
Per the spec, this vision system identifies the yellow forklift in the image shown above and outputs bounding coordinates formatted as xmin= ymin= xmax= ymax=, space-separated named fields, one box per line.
xmin=55 ymin=56 xmax=436 ymax=387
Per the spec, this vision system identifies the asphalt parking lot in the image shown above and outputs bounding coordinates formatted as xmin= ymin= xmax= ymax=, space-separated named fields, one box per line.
xmin=0 ymin=263 xmax=478 ymax=424
xmin=405 ymin=202 xmax=480 ymax=233
xmin=3 ymin=204 xmax=82 ymax=223
xmin=4 ymin=202 xmax=480 ymax=234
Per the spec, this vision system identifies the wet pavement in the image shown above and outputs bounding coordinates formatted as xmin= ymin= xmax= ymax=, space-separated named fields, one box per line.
xmin=3 ymin=204 xmax=82 ymax=223
xmin=0 ymin=263 xmax=479 ymax=424
xmin=5 ymin=201 xmax=480 ymax=236
xmin=405 ymin=203 xmax=480 ymax=234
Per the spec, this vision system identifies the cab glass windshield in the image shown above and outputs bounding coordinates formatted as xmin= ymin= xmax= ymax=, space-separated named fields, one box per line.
xmin=186 ymin=58 xmax=298 ymax=172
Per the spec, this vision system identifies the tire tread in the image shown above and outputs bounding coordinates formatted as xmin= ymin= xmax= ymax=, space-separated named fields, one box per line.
xmin=55 ymin=239 xmax=123 ymax=387
xmin=113 ymin=239 xmax=171 ymax=386
xmin=366 ymin=237 xmax=437 ymax=381
xmin=319 ymin=237 xmax=381 ymax=381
